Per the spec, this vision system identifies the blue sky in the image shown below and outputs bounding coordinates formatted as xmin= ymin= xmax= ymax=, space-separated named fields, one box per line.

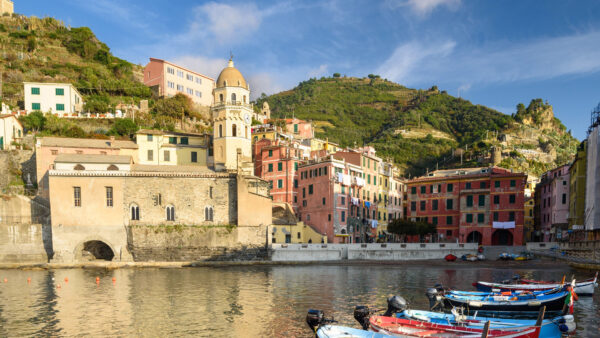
xmin=16 ymin=0 xmax=600 ymax=140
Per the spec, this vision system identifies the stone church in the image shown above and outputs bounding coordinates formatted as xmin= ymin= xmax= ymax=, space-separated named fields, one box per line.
xmin=48 ymin=59 xmax=272 ymax=262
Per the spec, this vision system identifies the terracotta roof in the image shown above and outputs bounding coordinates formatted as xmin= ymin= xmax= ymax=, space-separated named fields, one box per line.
xmin=55 ymin=154 xmax=132 ymax=164
xmin=147 ymin=58 xmax=215 ymax=81
xmin=137 ymin=129 xmax=208 ymax=137
xmin=38 ymin=137 xmax=138 ymax=149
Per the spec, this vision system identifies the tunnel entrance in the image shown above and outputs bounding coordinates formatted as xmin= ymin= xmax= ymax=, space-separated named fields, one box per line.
xmin=82 ymin=241 xmax=114 ymax=261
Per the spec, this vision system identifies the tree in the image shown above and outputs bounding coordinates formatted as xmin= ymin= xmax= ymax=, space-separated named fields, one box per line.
xmin=152 ymin=93 xmax=196 ymax=119
xmin=27 ymin=36 xmax=37 ymax=52
xmin=19 ymin=111 xmax=46 ymax=132
xmin=109 ymin=118 xmax=138 ymax=136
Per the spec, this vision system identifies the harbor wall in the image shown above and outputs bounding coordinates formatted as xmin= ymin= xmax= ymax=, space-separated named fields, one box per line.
xmin=270 ymin=243 xmax=478 ymax=261
xmin=0 ymin=223 xmax=50 ymax=263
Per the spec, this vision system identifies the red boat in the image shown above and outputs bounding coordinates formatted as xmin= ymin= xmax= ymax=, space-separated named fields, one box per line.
xmin=445 ymin=254 xmax=457 ymax=262
xmin=369 ymin=315 xmax=542 ymax=338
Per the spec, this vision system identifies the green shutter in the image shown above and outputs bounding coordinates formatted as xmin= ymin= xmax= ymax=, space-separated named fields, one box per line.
xmin=55 ymin=88 xmax=64 ymax=96
xmin=56 ymin=104 xmax=65 ymax=111
xmin=32 ymin=103 xmax=41 ymax=110
xmin=278 ymin=162 xmax=282 ymax=171
xmin=466 ymin=195 xmax=473 ymax=207
xmin=466 ymin=214 xmax=473 ymax=223
xmin=31 ymin=87 xmax=40 ymax=95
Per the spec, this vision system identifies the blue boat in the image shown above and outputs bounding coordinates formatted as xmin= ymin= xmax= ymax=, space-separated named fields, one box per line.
xmin=426 ymin=285 xmax=569 ymax=316
xmin=316 ymin=325 xmax=394 ymax=338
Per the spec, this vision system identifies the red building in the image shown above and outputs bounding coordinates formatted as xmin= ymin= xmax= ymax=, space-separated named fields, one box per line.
xmin=406 ymin=167 xmax=526 ymax=246
xmin=253 ymin=138 xmax=309 ymax=210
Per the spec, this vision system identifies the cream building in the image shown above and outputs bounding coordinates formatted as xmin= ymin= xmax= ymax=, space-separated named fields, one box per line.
xmin=23 ymin=82 xmax=84 ymax=116
xmin=0 ymin=114 xmax=23 ymax=150
xmin=212 ymin=58 xmax=254 ymax=173
xmin=135 ymin=129 xmax=210 ymax=166
xmin=143 ymin=58 xmax=214 ymax=106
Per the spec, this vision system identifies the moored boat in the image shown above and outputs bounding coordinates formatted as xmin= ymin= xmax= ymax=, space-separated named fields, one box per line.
xmin=445 ymin=254 xmax=457 ymax=262
xmin=474 ymin=273 xmax=597 ymax=295
xmin=426 ymin=285 xmax=569 ymax=316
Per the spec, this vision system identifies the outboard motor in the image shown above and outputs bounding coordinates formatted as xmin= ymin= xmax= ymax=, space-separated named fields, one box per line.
xmin=383 ymin=295 xmax=408 ymax=316
xmin=306 ymin=309 xmax=324 ymax=333
xmin=353 ymin=306 xmax=371 ymax=330
xmin=426 ymin=288 xmax=444 ymax=311
xmin=556 ymin=315 xmax=576 ymax=334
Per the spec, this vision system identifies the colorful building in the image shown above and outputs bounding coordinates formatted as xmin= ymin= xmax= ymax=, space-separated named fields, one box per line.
xmin=537 ymin=164 xmax=570 ymax=241
xmin=524 ymin=197 xmax=535 ymax=242
xmin=0 ymin=114 xmax=23 ymax=150
xmin=406 ymin=167 xmax=526 ymax=245
xmin=135 ymin=129 xmax=210 ymax=166
xmin=143 ymin=58 xmax=214 ymax=106
xmin=284 ymin=118 xmax=314 ymax=139
xmin=569 ymin=141 xmax=587 ymax=232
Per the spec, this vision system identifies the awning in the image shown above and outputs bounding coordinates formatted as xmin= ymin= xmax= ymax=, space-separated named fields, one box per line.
xmin=335 ymin=234 xmax=350 ymax=237
xmin=493 ymin=221 xmax=515 ymax=229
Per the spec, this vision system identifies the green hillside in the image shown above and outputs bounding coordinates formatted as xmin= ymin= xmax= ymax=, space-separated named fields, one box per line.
xmin=0 ymin=14 xmax=150 ymax=112
xmin=256 ymin=76 xmax=578 ymax=177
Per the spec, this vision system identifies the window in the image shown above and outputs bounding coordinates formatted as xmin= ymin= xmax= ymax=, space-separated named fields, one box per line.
xmin=341 ymin=196 xmax=345 ymax=205
xmin=495 ymin=181 xmax=500 ymax=188
xmin=420 ymin=200 xmax=426 ymax=211
xmin=341 ymin=211 xmax=346 ymax=222
xmin=432 ymin=199 xmax=438 ymax=210
xmin=562 ymin=193 xmax=566 ymax=204
xmin=106 ymin=187 xmax=113 ymax=207
xmin=411 ymin=201 xmax=416 ymax=211
xmin=55 ymin=88 xmax=64 ymax=96
xmin=32 ymin=103 xmax=41 ymax=110
xmin=51 ymin=149 xmax=58 ymax=155
xmin=166 ymin=206 xmax=175 ymax=221
xmin=232 ymin=124 xmax=237 ymax=137
xmin=466 ymin=182 xmax=472 ymax=189
xmin=308 ymin=184 xmax=313 ymax=195
xmin=167 ymin=81 xmax=175 ymax=89
xmin=509 ymin=211 xmax=515 ymax=221
xmin=374 ymin=177 xmax=377 ymax=185
xmin=56 ymin=104 xmax=65 ymax=111
xmin=328 ymin=214 xmax=331 ymax=221
xmin=478 ymin=195 xmax=485 ymax=206
xmin=294 ymin=124 xmax=298 ymax=133
xmin=219 ymin=124 xmax=223 ymax=137
xmin=205 ymin=206 xmax=214 ymax=221
xmin=294 ymin=180 xmax=298 ymax=188
xmin=302 ymin=188 xmax=306 ymax=198
xmin=446 ymin=216 xmax=452 ymax=225
xmin=268 ymin=163 xmax=273 ymax=172
xmin=209 ymin=186 xmax=213 ymax=199
xmin=147 ymin=150 xmax=153 ymax=161
xmin=466 ymin=195 xmax=473 ymax=207
xmin=430 ymin=185 xmax=434 ymax=193
xmin=509 ymin=194 xmax=516 ymax=203
xmin=180 ymin=137 xmax=188 ymax=145
xmin=186 ymin=74 xmax=193 ymax=81
xmin=187 ymin=88 xmax=193 ymax=95
xmin=73 ymin=187 xmax=81 ymax=207
xmin=147 ymin=134 xmax=153 ymax=141
xmin=219 ymin=94 xmax=224 ymax=102
xmin=195 ymin=90 xmax=202 ymax=97
xmin=278 ymin=180 xmax=283 ymax=188
xmin=480 ymin=182 xmax=486 ymax=189
xmin=177 ymin=70 xmax=184 ymax=78
xmin=167 ymin=67 xmax=175 ymax=74
xmin=493 ymin=212 xmax=499 ymax=221
xmin=447 ymin=183 xmax=453 ymax=192
xmin=432 ymin=217 xmax=438 ymax=225
xmin=191 ymin=151 xmax=197 ymax=163
xmin=164 ymin=150 xmax=170 ymax=162
xmin=563 ymin=181 xmax=567 ymax=186
xmin=278 ymin=162 xmax=282 ymax=171
xmin=510 ymin=180 xmax=516 ymax=187
xmin=421 ymin=186 xmax=426 ymax=194
xmin=177 ymin=84 xmax=184 ymax=91
xmin=494 ymin=195 xmax=500 ymax=204
xmin=131 ymin=204 xmax=140 ymax=220
xmin=446 ymin=229 xmax=452 ymax=236
xmin=31 ymin=87 xmax=40 ymax=95
xmin=466 ymin=214 xmax=473 ymax=223
xmin=411 ymin=187 xmax=417 ymax=194
xmin=169 ymin=136 xmax=177 ymax=144
xmin=322 ymin=197 xmax=326 ymax=205
xmin=297 ymin=232 xmax=301 ymax=239
xmin=446 ymin=199 xmax=453 ymax=210
xmin=477 ymin=213 xmax=484 ymax=223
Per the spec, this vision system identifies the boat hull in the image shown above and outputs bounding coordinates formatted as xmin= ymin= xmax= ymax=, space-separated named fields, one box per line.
xmin=316 ymin=325 xmax=394 ymax=338
xmin=475 ymin=279 xmax=597 ymax=295
xmin=441 ymin=292 xmax=567 ymax=316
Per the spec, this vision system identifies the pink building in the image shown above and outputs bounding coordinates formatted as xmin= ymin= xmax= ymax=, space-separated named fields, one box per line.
xmin=35 ymin=137 xmax=138 ymax=199
xmin=538 ymin=164 xmax=570 ymax=241
xmin=143 ymin=58 xmax=214 ymax=106
xmin=284 ymin=118 xmax=314 ymax=139
xmin=296 ymin=157 xmax=365 ymax=243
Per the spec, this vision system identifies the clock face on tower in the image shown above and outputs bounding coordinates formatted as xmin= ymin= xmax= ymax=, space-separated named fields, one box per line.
xmin=244 ymin=113 xmax=250 ymax=124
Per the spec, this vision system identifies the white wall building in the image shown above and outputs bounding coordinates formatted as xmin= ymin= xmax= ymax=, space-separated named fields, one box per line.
xmin=0 ymin=114 xmax=23 ymax=150
xmin=23 ymin=82 xmax=84 ymax=116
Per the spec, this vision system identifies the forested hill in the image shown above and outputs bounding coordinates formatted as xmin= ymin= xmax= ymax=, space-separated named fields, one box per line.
xmin=255 ymin=76 xmax=578 ymax=177
xmin=0 ymin=14 xmax=150 ymax=112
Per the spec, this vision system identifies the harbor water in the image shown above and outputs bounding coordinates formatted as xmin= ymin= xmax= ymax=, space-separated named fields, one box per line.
xmin=0 ymin=263 xmax=598 ymax=337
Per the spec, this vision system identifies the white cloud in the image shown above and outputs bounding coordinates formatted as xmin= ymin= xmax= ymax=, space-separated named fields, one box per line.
xmin=307 ymin=64 xmax=329 ymax=78
xmin=387 ymin=0 xmax=461 ymax=17
xmin=247 ymin=72 xmax=286 ymax=100
xmin=193 ymin=2 xmax=262 ymax=43
xmin=377 ymin=31 xmax=600 ymax=88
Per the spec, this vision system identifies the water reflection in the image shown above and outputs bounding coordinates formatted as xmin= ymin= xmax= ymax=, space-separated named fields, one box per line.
xmin=0 ymin=265 xmax=597 ymax=337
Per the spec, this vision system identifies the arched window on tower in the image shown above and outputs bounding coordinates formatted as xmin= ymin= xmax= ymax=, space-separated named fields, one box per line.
xmin=205 ymin=206 xmax=214 ymax=221
xmin=231 ymin=93 xmax=237 ymax=103
xmin=243 ymin=95 xmax=246 ymax=103
xmin=245 ymin=126 xmax=248 ymax=138
xmin=219 ymin=93 xmax=224 ymax=102
xmin=232 ymin=124 xmax=237 ymax=137
xmin=166 ymin=205 xmax=175 ymax=221
xmin=219 ymin=124 xmax=223 ymax=138
xmin=130 ymin=203 xmax=140 ymax=221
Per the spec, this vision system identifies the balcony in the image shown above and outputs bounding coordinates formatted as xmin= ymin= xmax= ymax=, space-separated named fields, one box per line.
xmin=212 ymin=101 xmax=253 ymax=110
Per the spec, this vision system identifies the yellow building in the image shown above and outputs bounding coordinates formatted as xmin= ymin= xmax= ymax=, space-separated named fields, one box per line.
xmin=136 ymin=129 xmax=209 ymax=166
xmin=569 ymin=141 xmax=587 ymax=229
xmin=271 ymin=223 xmax=327 ymax=244
xmin=524 ymin=197 xmax=535 ymax=242
xmin=305 ymin=138 xmax=340 ymax=154
xmin=252 ymin=125 xmax=282 ymax=143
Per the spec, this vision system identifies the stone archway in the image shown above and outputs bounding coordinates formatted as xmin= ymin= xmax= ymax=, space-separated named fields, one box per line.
xmin=492 ymin=229 xmax=513 ymax=246
xmin=79 ymin=240 xmax=115 ymax=261
xmin=466 ymin=231 xmax=483 ymax=244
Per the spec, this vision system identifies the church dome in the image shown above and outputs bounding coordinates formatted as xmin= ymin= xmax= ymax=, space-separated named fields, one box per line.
xmin=216 ymin=59 xmax=248 ymax=89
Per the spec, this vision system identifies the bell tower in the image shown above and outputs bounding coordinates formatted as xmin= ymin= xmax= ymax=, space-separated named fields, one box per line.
xmin=211 ymin=57 xmax=253 ymax=172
